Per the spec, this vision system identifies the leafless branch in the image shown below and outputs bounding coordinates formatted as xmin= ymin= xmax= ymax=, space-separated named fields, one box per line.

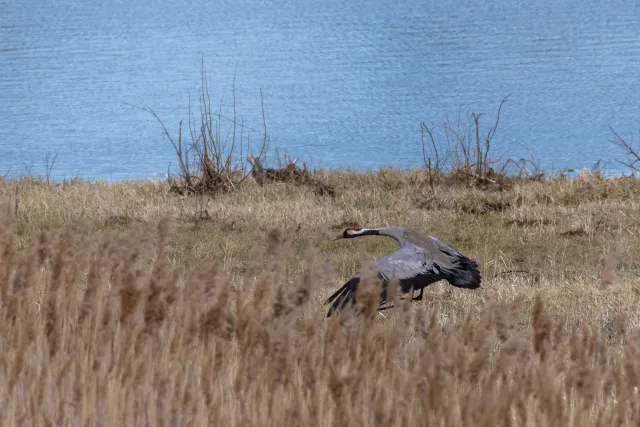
xmin=420 ymin=122 xmax=441 ymax=191
xmin=472 ymin=112 xmax=485 ymax=176
xmin=609 ymin=125 xmax=640 ymax=173
xmin=44 ymin=152 xmax=59 ymax=184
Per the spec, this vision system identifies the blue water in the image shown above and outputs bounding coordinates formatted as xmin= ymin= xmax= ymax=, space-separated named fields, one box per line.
xmin=1 ymin=0 xmax=640 ymax=180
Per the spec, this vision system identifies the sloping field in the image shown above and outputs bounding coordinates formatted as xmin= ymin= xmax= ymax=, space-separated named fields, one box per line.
xmin=1 ymin=171 xmax=639 ymax=426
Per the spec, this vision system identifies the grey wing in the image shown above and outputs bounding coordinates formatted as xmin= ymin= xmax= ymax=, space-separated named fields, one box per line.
xmin=427 ymin=236 xmax=482 ymax=289
xmin=428 ymin=236 xmax=463 ymax=257
xmin=374 ymin=244 xmax=447 ymax=294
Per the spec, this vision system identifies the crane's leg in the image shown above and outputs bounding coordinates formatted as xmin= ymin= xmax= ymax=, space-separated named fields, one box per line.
xmin=378 ymin=288 xmax=423 ymax=312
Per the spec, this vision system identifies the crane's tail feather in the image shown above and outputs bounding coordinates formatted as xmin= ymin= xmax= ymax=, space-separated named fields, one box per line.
xmin=324 ymin=276 xmax=360 ymax=317
xmin=445 ymin=255 xmax=482 ymax=289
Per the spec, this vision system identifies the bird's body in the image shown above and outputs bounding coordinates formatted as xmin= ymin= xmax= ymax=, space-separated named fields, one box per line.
xmin=325 ymin=226 xmax=481 ymax=317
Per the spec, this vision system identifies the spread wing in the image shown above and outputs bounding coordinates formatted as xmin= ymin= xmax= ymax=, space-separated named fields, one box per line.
xmin=325 ymin=244 xmax=449 ymax=317
xmin=375 ymin=243 xmax=447 ymax=294
xmin=325 ymin=239 xmax=481 ymax=317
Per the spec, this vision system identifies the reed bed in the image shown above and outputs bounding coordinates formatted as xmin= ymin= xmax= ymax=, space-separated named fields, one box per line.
xmin=1 ymin=171 xmax=640 ymax=426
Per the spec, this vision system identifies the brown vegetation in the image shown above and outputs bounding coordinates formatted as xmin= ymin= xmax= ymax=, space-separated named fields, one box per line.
xmin=1 ymin=170 xmax=640 ymax=425
xmin=141 ymin=63 xmax=335 ymax=206
xmin=249 ymin=156 xmax=335 ymax=197
xmin=420 ymin=95 xmax=546 ymax=190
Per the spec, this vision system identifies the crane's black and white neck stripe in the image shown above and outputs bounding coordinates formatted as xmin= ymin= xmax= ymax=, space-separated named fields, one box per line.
xmin=332 ymin=227 xmax=407 ymax=246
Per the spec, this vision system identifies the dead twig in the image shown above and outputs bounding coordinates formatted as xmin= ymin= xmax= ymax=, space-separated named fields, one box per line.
xmin=14 ymin=185 xmax=19 ymax=218
xmin=609 ymin=125 xmax=640 ymax=173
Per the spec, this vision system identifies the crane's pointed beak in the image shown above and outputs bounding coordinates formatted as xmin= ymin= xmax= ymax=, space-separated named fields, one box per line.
xmin=332 ymin=234 xmax=344 ymax=241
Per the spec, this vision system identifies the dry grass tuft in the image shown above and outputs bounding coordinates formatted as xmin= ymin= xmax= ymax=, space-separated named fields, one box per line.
xmin=601 ymin=240 xmax=627 ymax=288
xmin=249 ymin=156 xmax=335 ymax=197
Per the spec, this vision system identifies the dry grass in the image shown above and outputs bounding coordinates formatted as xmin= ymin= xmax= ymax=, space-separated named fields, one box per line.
xmin=1 ymin=170 xmax=640 ymax=426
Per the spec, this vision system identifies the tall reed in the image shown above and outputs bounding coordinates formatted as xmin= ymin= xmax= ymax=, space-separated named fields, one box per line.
xmin=0 ymin=214 xmax=639 ymax=426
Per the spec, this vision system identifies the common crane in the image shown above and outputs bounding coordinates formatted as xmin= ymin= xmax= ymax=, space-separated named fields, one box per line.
xmin=325 ymin=226 xmax=481 ymax=317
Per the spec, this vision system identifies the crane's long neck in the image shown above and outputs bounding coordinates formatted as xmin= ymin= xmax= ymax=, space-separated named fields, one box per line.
xmin=355 ymin=227 xmax=405 ymax=246
xmin=376 ymin=227 xmax=405 ymax=246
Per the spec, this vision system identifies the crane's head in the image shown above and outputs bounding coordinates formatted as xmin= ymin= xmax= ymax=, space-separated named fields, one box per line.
xmin=332 ymin=227 xmax=379 ymax=241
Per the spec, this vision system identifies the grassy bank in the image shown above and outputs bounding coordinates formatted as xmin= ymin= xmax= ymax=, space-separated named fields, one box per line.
xmin=1 ymin=170 xmax=640 ymax=425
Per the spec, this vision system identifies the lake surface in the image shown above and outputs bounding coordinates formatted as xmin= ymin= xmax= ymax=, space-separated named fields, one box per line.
xmin=2 ymin=0 xmax=640 ymax=180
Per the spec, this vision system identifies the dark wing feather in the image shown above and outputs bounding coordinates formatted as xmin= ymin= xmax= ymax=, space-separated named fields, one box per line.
xmin=426 ymin=237 xmax=482 ymax=288
xmin=375 ymin=243 xmax=448 ymax=297
xmin=324 ymin=276 xmax=360 ymax=317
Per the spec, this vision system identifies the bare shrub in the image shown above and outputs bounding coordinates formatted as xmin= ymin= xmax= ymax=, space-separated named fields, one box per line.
xmin=141 ymin=61 xmax=270 ymax=197
xmin=421 ymin=95 xmax=544 ymax=189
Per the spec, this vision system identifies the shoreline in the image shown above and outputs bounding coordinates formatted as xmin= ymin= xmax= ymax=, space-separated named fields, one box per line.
xmin=0 ymin=161 xmax=633 ymax=186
